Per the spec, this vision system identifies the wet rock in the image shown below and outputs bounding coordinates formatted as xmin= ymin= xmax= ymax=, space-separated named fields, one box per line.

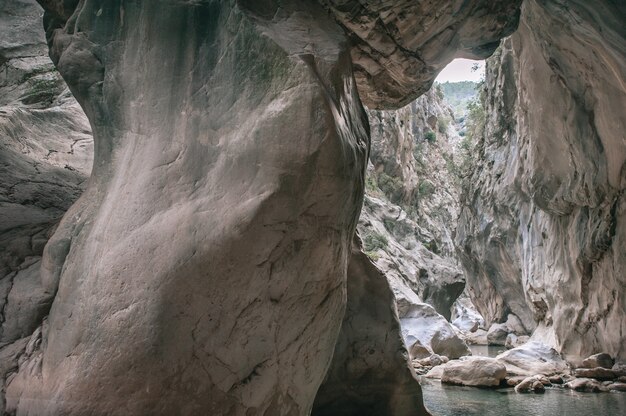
xmin=581 ymin=353 xmax=615 ymax=369
xmin=496 ymin=342 xmax=569 ymax=376
xmin=506 ymin=376 xmax=526 ymax=387
xmin=612 ymin=363 xmax=626 ymax=374
xmin=565 ymin=378 xmax=609 ymax=393
xmin=573 ymin=368 xmax=618 ymax=381
xmin=608 ymin=383 xmax=626 ymax=392
xmin=514 ymin=376 xmax=546 ymax=393
xmin=548 ymin=375 xmax=564 ymax=385
xmin=441 ymin=357 xmax=507 ymax=387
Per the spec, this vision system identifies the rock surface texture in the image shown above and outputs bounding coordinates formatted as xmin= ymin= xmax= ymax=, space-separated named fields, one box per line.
xmin=1 ymin=0 xmax=526 ymax=414
xmin=440 ymin=357 xmax=507 ymax=387
xmin=456 ymin=0 xmax=626 ymax=361
xmin=358 ymin=88 xmax=468 ymax=320
xmin=0 ymin=0 xmax=92 ymax=413
xmin=312 ymin=238 xmax=427 ymax=416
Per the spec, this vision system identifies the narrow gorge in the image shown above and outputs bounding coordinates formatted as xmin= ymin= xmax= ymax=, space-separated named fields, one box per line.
xmin=0 ymin=0 xmax=624 ymax=415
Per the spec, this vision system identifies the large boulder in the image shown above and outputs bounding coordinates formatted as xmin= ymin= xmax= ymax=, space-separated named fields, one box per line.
xmin=441 ymin=357 xmax=507 ymax=387
xmin=397 ymin=291 xmax=471 ymax=359
xmin=581 ymin=353 xmax=615 ymax=369
xmin=451 ymin=296 xmax=484 ymax=333
xmin=486 ymin=323 xmax=509 ymax=346
xmin=496 ymin=341 xmax=569 ymax=376
xmin=565 ymin=378 xmax=609 ymax=393
xmin=573 ymin=367 xmax=618 ymax=381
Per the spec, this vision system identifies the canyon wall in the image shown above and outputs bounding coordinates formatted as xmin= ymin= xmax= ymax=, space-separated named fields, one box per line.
xmin=360 ymin=88 xmax=466 ymax=319
xmin=1 ymin=0 xmax=521 ymax=414
xmin=0 ymin=1 xmax=92 ymax=412
xmin=456 ymin=0 xmax=626 ymax=361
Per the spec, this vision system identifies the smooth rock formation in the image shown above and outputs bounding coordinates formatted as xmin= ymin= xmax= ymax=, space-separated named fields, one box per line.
xmin=565 ymin=378 xmax=609 ymax=393
xmin=505 ymin=334 xmax=529 ymax=350
xmin=2 ymin=0 xmax=525 ymax=414
xmin=456 ymin=0 xmax=626 ymax=361
xmin=441 ymin=357 xmax=507 ymax=387
xmin=496 ymin=342 xmax=569 ymax=377
xmin=451 ymin=295 xmax=484 ymax=333
xmin=6 ymin=1 xmax=369 ymax=414
xmin=573 ymin=368 xmax=619 ymax=381
xmin=514 ymin=376 xmax=546 ymax=394
xmin=581 ymin=353 xmax=615 ymax=370
xmin=609 ymin=383 xmax=626 ymax=392
xmin=312 ymin=239 xmax=428 ymax=416
xmin=486 ymin=323 xmax=509 ymax=346
xmin=397 ymin=291 xmax=470 ymax=360
xmin=0 ymin=0 xmax=92 ymax=412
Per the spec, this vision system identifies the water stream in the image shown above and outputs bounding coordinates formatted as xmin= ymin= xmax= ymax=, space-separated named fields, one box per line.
xmin=419 ymin=345 xmax=626 ymax=415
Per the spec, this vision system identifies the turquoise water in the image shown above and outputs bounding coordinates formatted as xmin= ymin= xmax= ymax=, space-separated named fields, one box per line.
xmin=468 ymin=344 xmax=504 ymax=358
xmin=420 ymin=345 xmax=626 ymax=415
xmin=419 ymin=379 xmax=626 ymax=416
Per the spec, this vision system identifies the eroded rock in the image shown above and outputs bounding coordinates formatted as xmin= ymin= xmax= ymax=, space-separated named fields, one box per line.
xmin=312 ymin=239 xmax=428 ymax=416
xmin=496 ymin=342 xmax=569 ymax=377
xmin=455 ymin=0 xmax=626 ymax=361
xmin=397 ymin=293 xmax=471 ymax=360
xmin=565 ymin=378 xmax=609 ymax=393
xmin=581 ymin=353 xmax=615 ymax=370
xmin=441 ymin=357 xmax=507 ymax=387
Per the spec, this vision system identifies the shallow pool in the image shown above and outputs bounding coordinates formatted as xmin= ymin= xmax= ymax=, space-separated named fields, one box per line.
xmin=419 ymin=377 xmax=626 ymax=416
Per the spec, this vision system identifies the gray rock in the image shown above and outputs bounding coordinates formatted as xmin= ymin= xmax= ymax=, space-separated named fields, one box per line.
xmin=455 ymin=0 xmax=626 ymax=361
xmin=409 ymin=340 xmax=433 ymax=360
xmin=514 ymin=376 xmax=546 ymax=393
xmin=581 ymin=353 xmax=615 ymax=369
xmin=496 ymin=341 xmax=569 ymax=376
xmin=7 ymin=1 xmax=372 ymax=414
xmin=312 ymin=240 xmax=428 ymax=416
xmin=565 ymin=378 xmax=609 ymax=393
xmin=573 ymin=368 xmax=618 ymax=381
xmin=487 ymin=323 xmax=509 ymax=346
xmin=608 ymin=383 xmax=626 ymax=392
xmin=505 ymin=334 xmax=529 ymax=349
xmin=441 ymin=357 xmax=507 ymax=387
xmin=398 ymin=294 xmax=471 ymax=360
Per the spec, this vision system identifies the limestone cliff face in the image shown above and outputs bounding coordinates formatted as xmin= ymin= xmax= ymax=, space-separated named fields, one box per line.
xmin=0 ymin=1 xmax=91 ymax=413
xmin=359 ymin=89 xmax=466 ymax=319
xmin=1 ymin=0 xmax=522 ymax=414
xmin=456 ymin=0 xmax=626 ymax=361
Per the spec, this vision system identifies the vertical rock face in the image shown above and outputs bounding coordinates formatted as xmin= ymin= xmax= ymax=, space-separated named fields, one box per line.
xmin=0 ymin=1 xmax=91 ymax=413
xmin=2 ymin=0 xmax=523 ymax=414
xmin=456 ymin=0 xmax=626 ymax=361
xmin=312 ymin=238 xmax=428 ymax=416
xmin=359 ymin=89 xmax=467 ymax=318
xmin=7 ymin=1 xmax=369 ymax=414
